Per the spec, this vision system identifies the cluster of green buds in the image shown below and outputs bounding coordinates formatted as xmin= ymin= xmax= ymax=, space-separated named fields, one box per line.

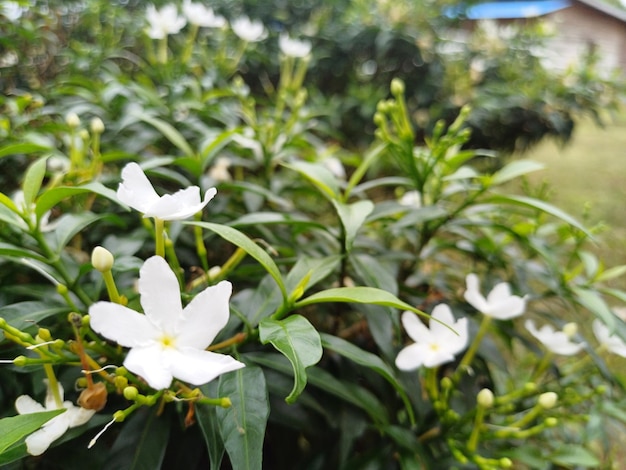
xmin=63 ymin=112 xmax=105 ymax=183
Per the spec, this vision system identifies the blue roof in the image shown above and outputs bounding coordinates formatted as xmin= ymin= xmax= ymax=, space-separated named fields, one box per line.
xmin=463 ymin=0 xmax=571 ymax=19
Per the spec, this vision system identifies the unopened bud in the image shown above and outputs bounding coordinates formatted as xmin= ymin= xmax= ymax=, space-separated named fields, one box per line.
xmin=92 ymin=246 xmax=114 ymax=272
xmin=38 ymin=328 xmax=52 ymax=341
xmin=90 ymin=117 xmax=105 ymax=134
xmin=13 ymin=355 xmax=27 ymax=366
xmin=114 ymin=376 xmax=128 ymax=390
xmin=66 ymin=112 xmax=80 ymax=128
xmin=545 ymin=417 xmax=558 ymax=427
xmin=499 ymin=458 xmax=513 ymax=468
xmin=123 ymin=386 xmax=139 ymax=401
xmin=538 ymin=392 xmax=558 ymax=409
xmin=79 ymin=129 xmax=89 ymax=140
xmin=562 ymin=322 xmax=578 ymax=338
xmin=477 ymin=388 xmax=494 ymax=408
xmin=390 ymin=78 xmax=405 ymax=96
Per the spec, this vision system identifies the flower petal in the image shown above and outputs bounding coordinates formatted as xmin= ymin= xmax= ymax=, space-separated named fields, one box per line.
xmin=65 ymin=405 xmax=96 ymax=427
xmin=395 ymin=343 xmax=426 ymax=371
xmin=464 ymin=274 xmax=489 ymax=312
xmin=124 ymin=344 xmax=173 ymax=390
xmin=487 ymin=295 xmax=526 ymax=319
xmin=25 ymin=414 xmax=69 ymax=456
xmin=401 ymin=311 xmax=432 ymax=343
xmin=179 ymin=280 xmax=232 ymax=349
xmin=44 ymin=382 xmax=64 ymax=410
xmin=15 ymin=395 xmax=45 ymax=415
xmin=448 ymin=317 xmax=469 ymax=355
xmin=138 ymin=256 xmax=183 ymax=334
xmin=145 ymin=187 xmax=216 ymax=220
xmin=593 ymin=319 xmax=626 ymax=357
xmin=89 ymin=301 xmax=158 ymax=347
xmin=429 ymin=304 xmax=456 ymax=337
xmin=165 ymin=347 xmax=245 ymax=386
xmin=116 ymin=163 xmax=160 ymax=213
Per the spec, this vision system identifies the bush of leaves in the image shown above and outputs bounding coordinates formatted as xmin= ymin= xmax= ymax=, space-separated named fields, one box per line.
xmin=1 ymin=1 xmax=626 ymax=469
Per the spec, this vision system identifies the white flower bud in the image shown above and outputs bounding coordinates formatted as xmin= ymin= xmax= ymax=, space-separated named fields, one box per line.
xmin=538 ymin=391 xmax=558 ymax=409
xmin=562 ymin=322 xmax=578 ymax=338
xmin=66 ymin=112 xmax=80 ymax=128
xmin=91 ymin=246 xmax=114 ymax=272
xmin=477 ymin=388 xmax=494 ymax=408
xmin=90 ymin=117 xmax=105 ymax=134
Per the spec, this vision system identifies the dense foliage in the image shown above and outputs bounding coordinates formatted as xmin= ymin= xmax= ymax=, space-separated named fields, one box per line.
xmin=1 ymin=1 xmax=626 ymax=469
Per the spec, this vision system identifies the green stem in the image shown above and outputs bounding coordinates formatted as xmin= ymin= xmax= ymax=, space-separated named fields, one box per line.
xmin=455 ymin=315 xmax=492 ymax=381
xmin=43 ymin=363 xmax=63 ymax=408
xmin=102 ymin=270 xmax=122 ymax=304
xmin=467 ymin=405 xmax=486 ymax=453
xmin=154 ymin=218 xmax=166 ymax=258
xmin=157 ymin=37 xmax=168 ymax=64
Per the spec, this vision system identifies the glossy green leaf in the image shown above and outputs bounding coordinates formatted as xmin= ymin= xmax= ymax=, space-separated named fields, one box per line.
xmin=36 ymin=182 xmax=124 ymax=218
xmin=488 ymin=194 xmax=591 ymax=236
xmin=549 ymin=444 xmax=599 ymax=467
xmin=596 ymin=265 xmax=626 ymax=283
xmin=0 ymin=192 xmax=19 ymax=213
xmin=51 ymin=212 xmax=110 ymax=253
xmin=187 ymin=221 xmax=287 ymax=300
xmin=283 ymin=161 xmax=340 ymax=200
xmin=106 ymin=407 xmax=170 ymax=470
xmin=0 ymin=243 xmax=47 ymax=263
xmin=259 ymin=315 xmax=323 ymax=403
xmin=197 ymin=381 xmax=224 ymax=470
xmin=332 ymin=199 xmax=374 ymax=252
xmin=295 ymin=286 xmax=427 ymax=319
xmin=572 ymin=286 xmax=615 ymax=330
xmin=0 ymin=410 xmax=64 ymax=455
xmin=285 ymin=255 xmax=342 ymax=294
xmin=136 ymin=113 xmax=195 ymax=157
xmin=217 ymin=367 xmax=269 ymax=470
xmin=490 ymin=159 xmax=545 ymax=185
xmin=0 ymin=301 xmax=71 ymax=333
xmin=22 ymin=157 xmax=48 ymax=207
xmin=0 ymin=143 xmax=52 ymax=159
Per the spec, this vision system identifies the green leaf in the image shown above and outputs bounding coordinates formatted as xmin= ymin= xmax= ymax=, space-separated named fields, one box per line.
xmin=0 ymin=143 xmax=52 ymax=159
xmin=0 ymin=410 xmax=65 ymax=455
xmin=490 ymin=159 xmax=545 ymax=185
xmin=488 ymin=194 xmax=591 ymax=237
xmin=51 ymin=212 xmax=110 ymax=253
xmin=332 ymin=199 xmax=374 ymax=252
xmin=0 ymin=301 xmax=71 ymax=332
xmin=136 ymin=113 xmax=195 ymax=157
xmin=36 ymin=182 xmax=124 ymax=218
xmin=200 ymin=127 xmax=243 ymax=171
xmin=321 ymin=333 xmax=415 ymax=425
xmin=259 ymin=315 xmax=323 ymax=403
xmin=106 ymin=407 xmax=170 ymax=470
xmin=549 ymin=444 xmax=599 ymax=467
xmin=197 ymin=381 xmax=224 ymax=470
xmin=283 ymin=161 xmax=340 ymax=200
xmin=295 ymin=286 xmax=427 ymax=319
xmin=572 ymin=286 xmax=615 ymax=330
xmin=187 ymin=221 xmax=287 ymax=300
xmin=217 ymin=367 xmax=269 ymax=470
xmin=22 ymin=157 xmax=48 ymax=207
xmin=285 ymin=255 xmax=342 ymax=294
xmin=596 ymin=265 xmax=626 ymax=283
xmin=0 ymin=191 xmax=19 ymax=213
xmin=0 ymin=242 xmax=48 ymax=263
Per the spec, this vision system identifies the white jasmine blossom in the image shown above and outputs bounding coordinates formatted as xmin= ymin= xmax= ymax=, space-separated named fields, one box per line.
xmin=525 ymin=320 xmax=585 ymax=355
xmin=146 ymin=4 xmax=187 ymax=39
xmin=231 ymin=16 xmax=266 ymax=42
xmin=279 ymin=33 xmax=312 ymax=58
xmin=592 ymin=319 xmax=626 ymax=357
xmin=464 ymin=274 xmax=526 ymax=320
xmin=399 ymin=190 xmax=422 ymax=208
xmin=208 ymin=157 xmax=232 ymax=182
xmin=117 ymin=162 xmax=216 ymax=220
xmin=15 ymin=382 xmax=95 ymax=456
xmin=396 ymin=304 xmax=468 ymax=370
xmin=89 ymin=256 xmax=245 ymax=390
xmin=182 ymin=0 xmax=226 ymax=28
xmin=2 ymin=1 xmax=24 ymax=22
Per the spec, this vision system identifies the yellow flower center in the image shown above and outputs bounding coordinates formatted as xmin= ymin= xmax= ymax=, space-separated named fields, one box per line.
xmin=160 ymin=335 xmax=177 ymax=349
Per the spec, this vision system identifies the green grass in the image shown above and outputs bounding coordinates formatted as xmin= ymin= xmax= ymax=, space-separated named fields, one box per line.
xmin=524 ymin=112 xmax=626 ymax=289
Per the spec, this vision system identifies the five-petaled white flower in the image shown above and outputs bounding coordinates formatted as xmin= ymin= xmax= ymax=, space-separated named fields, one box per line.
xmin=182 ymin=0 xmax=226 ymax=28
xmin=464 ymin=274 xmax=526 ymax=320
xmin=15 ymin=381 xmax=95 ymax=456
xmin=592 ymin=319 xmax=626 ymax=357
xmin=231 ymin=16 xmax=267 ymax=42
xmin=279 ymin=33 xmax=312 ymax=58
xmin=146 ymin=4 xmax=187 ymax=39
xmin=525 ymin=320 xmax=585 ymax=355
xmin=117 ymin=162 xmax=216 ymax=220
xmin=89 ymin=256 xmax=245 ymax=390
xmin=396 ymin=304 xmax=468 ymax=370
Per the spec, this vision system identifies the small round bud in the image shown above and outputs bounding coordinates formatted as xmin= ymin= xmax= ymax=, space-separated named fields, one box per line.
xmin=545 ymin=417 xmax=558 ymax=427
xmin=90 ymin=117 xmax=105 ymax=134
xmin=538 ymin=392 xmax=558 ymax=409
xmin=562 ymin=322 xmax=578 ymax=338
xmin=440 ymin=376 xmax=453 ymax=390
xmin=66 ymin=112 xmax=80 ymax=128
xmin=13 ymin=355 xmax=27 ymax=366
xmin=79 ymin=129 xmax=89 ymax=140
xmin=114 ymin=375 xmax=128 ymax=390
xmin=123 ymin=386 xmax=139 ymax=401
xmin=477 ymin=388 xmax=494 ymax=408
xmin=56 ymin=284 xmax=69 ymax=296
xmin=115 ymin=366 xmax=128 ymax=376
xmin=38 ymin=328 xmax=52 ymax=341
xmin=595 ymin=384 xmax=607 ymax=395
xmin=390 ymin=78 xmax=405 ymax=96
xmin=113 ymin=410 xmax=126 ymax=422
xmin=78 ymin=382 xmax=108 ymax=411
xmin=499 ymin=458 xmax=513 ymax=468
xmin=91 ymin=246 xmax=114 ymax=272
xmin=76 ymin=377 xmax=89 ymax=388
xmin=373 ymin=112 xmax=385 ymax=126
xmin=82 ymin=315 xmax=91 ymax=327
xmin=523 ymin=382 xmax=537 ymax=393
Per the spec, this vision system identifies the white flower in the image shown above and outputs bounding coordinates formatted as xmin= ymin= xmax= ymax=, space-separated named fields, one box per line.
xmin=117 ymin=162 xmax=216 ymax=220
xmin=592 ymin=319 xmax=626 ymax=357
xmin=146 ymin=4 xmax=187 ymax=39
xmin=89 ymin=256 xmax=245 ymax=390
xmin=396 ymin=304 xmax=468 ymax=370
xmin=322 ymin=157 xmax=345 ymax=180
xmin=208 ymin=157 xmax=232 ymax=182
xmin=2 ymin=1 xmax=24 ymax=22
xmin=231 ymin=16 xmax=266 ymax=42
xmin=182 ymin=0 xmax=226 ymax=28
xmin=525 ymin=320 xmax=585 ymax=355
xmin=279 ymin=33 xmax=312 ymax=58
xmin=15 ymin=382 xmax=95 ymax=456
xmin=399 ymin=190 xmax=422 ymax=208
xmin=464 ymin=274 xmax=526 ymax=320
